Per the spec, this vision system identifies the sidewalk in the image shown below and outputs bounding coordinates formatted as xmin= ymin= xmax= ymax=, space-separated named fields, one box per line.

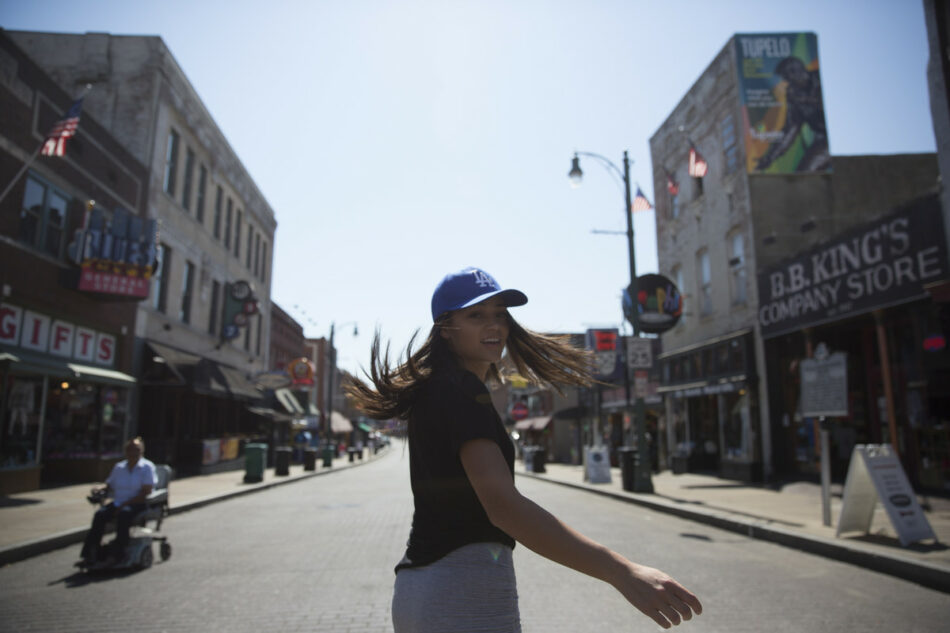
xmin=515 ymin=461 xmax=950 ymax=593
xmin=0 ymin=448 xmax=389 ymax=567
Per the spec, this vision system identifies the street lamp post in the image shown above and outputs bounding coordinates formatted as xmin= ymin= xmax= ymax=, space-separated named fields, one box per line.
xmin=569 ymin=150 xmax=654 ymax=493
xmin=322 ymin=321 xmax=358 ymax=465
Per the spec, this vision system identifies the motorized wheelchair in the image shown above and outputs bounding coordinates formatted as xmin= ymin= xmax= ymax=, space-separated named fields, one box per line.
xmin=76 ymin=464 xmax=173 ymax=571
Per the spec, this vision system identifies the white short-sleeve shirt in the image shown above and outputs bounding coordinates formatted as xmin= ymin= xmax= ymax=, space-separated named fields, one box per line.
xmin=107 ymin=458 xmax=158 ymax=506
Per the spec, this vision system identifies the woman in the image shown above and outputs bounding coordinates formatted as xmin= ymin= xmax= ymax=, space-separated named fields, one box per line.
xmin=347 ymin=267 xmax=702 ymax=632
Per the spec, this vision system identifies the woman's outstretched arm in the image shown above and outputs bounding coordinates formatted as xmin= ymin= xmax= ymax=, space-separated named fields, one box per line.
xmin=461 ymin=439 xmax=703 ymax=629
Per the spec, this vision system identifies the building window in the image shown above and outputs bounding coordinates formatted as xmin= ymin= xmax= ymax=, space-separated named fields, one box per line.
xmin=213 ymin=186 xmax=223 ymax=239
xmin=722 ymin=115 xmax=738 ymax=174
xmin=256 ymin=310 xmax=263 ymax=357
xmin=730 ymin=232 xmax=747 ymax=305
xmin=180 ymin=260 xmax=195 ymax=324
xmin=246 ymin=226 xmax=254 ymax=269
xmin=182 ymin=147 xmax=195 ymax=211
xmin=697 ymin=250 xmax=712 ymax=316
xmin=673 ymin=266 xmax=686 ymax=326
xmin=196 ymin=165 xmax=207 ymax=223
xmin=234 ymin=210 xmax=242 ymax=258
xmin=260 ymin=242 xmax=267 ymax=283
xmin=19 ymin=175 xmax=70 ymax=258
xmin=163 ymin=129 xmax=180 ymax=195
xmin=209 ymin=279 xmax=221 ymax=335
xmin=152 ymin=244 xmax=171 ymax=313
xmin=224 ymin=198 xmax=233 ymax=249
xmin=254 ymin=232 xmax=261 ymax=277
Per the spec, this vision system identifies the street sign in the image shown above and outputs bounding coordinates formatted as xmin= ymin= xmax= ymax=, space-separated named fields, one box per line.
xmin=634 ymin=370 xmax=648 ymax=399
xmin=626 ymin=338 xmax=652 ymax=369
xmin=511 ymin=402 xmax=529 ymax=421
xmin=800 ymin=345 xmax=848 ymax=417
xmin=837 ymin=444 xmax=937 ymax=546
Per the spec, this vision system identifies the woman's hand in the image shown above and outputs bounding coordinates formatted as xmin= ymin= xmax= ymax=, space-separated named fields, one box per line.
xmin=611 ymin=562 xmax=703 ymax=629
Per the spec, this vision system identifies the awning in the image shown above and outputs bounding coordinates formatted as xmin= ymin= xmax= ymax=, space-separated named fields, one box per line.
xmin=275 ymin=388 xmax=305 ymax=415
xmin=514 ymin=416 xmax=552 ymax=431
xmin=247 ymin=406 xmax=294 ymax=422
xmin=145 ymin=341 xmax=201 ymax=384
xmin=67 ymin=363 xmax=136 ymax=386
xmin=217 ymin=365 xmax=262 ymax=400
xmin=306 ymin=402 xmax=320 ymax=416
xmin=357 ymin=422 xmax=374 ymax=433
xmin=0 ymin=349 xmax=135 ymax=385
xmin=330 ymin=411 xmax=353 ymax=433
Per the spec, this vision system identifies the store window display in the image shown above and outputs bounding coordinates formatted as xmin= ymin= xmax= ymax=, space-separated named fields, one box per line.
xmin=44 ymin=382 xmax=127 ymax=461
xmin=2 ymin=376 xmax=43 ymax=468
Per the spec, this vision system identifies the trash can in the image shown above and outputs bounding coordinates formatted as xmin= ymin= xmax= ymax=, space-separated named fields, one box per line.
xmin=275 ymin=446 xmax=292 ymax=476
xmin=531 ymin=447 xmax=546 ymax=473
xmin=244 ymin=443 xmax=266 ymax=483
xmin=322 ymin=443 xmax=334 ymax=468
xmin=617 ymin=447 xmax=637 ymax=492
xmin=303 ymin=448 xmax=317 ymax=471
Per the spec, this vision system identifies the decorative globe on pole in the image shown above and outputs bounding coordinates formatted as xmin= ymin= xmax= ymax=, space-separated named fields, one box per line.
xmin=568 ymin=150 xmax=654 ymax=493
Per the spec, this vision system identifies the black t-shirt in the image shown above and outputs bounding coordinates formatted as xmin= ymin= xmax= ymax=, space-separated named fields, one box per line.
xmin=395 ymin=369 xmax=516 ymax=573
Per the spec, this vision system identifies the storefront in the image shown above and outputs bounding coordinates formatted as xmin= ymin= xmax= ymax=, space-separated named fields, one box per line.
xmin=657 ymin=329 xmax=761 ymax=481
xmin=0 ymin=308 xmax=136 ymax=493
xmin=758 ymin=194 xmax=950 ymax=490
xmin=137 ymin=340 xmax=269 ymax=476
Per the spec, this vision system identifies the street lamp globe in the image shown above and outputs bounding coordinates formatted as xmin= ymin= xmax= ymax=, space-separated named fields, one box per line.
xmin=568 ymin=154 xmax=583 ymax=188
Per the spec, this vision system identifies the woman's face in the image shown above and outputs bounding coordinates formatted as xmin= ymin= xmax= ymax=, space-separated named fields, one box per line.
xmin=441 ymin=296 xmax=510 ymax=379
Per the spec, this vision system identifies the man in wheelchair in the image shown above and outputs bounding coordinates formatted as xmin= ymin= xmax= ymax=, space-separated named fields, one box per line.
xmin=79 ymin=437 xmax=158 ymax=567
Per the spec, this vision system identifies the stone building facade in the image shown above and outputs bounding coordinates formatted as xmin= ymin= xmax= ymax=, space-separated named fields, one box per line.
xmin=650 ymin=33 xmax=944 ymax=484
xmin=8 ymin=30 xmax=279 ymax=475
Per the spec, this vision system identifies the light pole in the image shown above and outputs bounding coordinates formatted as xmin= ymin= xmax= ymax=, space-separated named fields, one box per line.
xmin=322 ymin=321 xmax=358 ymax=465
xmin=569 ymin=151 xmax=653 ymax=493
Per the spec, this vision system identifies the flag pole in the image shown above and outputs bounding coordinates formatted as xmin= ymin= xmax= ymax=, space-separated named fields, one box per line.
xmin=0 ymin=84 xmax=92 ymax=208
xmin=0 ymin=145 xmax=43 ymax=207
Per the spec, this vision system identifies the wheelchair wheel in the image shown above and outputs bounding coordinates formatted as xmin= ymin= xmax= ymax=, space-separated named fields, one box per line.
xmin=160 ymin=542 xmax=172 ymax=561
xmin=138 ymin=545 xmax=153 ymax=569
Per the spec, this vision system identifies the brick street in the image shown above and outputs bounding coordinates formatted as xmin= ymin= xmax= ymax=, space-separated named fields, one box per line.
xmin=1 ymin=446 xmax=949 ymax=632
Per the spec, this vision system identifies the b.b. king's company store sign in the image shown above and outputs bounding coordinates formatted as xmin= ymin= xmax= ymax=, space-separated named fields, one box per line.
xmin=758 ymin=196 xmax=948 ymax=339
xmin=0 ymin=303 xmax=117 ymax=367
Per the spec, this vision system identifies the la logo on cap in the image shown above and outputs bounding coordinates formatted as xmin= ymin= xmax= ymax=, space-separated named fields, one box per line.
xmin=473 ymin=270 xmax=497 ymax=289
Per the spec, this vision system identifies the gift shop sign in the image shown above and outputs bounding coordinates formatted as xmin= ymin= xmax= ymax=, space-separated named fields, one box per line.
xmin=758 ymin=197 xmax=947 ymax=339
xmin=0 ymin=303 xmax=116 ymax=367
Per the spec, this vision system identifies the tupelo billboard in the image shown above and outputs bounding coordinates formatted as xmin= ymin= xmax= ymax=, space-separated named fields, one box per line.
xmin=758 ymin=196 xmax=947 ymax=339
xmin=734 ymin=32 xmax=831 ymax=175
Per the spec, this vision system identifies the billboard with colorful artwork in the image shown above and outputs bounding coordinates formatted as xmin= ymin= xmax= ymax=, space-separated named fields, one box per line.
xmin=734 ymin=32 xmax=831 ymax=174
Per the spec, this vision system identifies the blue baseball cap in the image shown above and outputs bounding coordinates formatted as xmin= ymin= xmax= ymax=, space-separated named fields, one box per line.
xmin=431 ymin=267 xmax=528 ymax=321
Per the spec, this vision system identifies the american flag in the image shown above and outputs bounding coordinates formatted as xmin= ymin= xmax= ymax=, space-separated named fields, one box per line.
xmin=688 ymin=142 xmax=708 ymax=178
xmin=631 ymin=186 xmax=652 ymax=212
xmin=41 ymin=98 xmax=84 ymax=157
xmin=666 ymin=171 xmax=680 ymax=196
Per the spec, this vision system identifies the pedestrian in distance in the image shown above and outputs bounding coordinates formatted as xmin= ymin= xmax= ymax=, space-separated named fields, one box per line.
xmin=347 ymin=267 xmax=702 ymax=632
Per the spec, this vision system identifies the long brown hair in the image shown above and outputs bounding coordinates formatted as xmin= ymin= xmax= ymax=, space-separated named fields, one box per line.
xmin=345 ymin=314 xmax=594 ymax=420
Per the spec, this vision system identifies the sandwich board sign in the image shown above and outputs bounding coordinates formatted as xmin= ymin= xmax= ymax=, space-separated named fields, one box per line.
xmin=585 ymin=446 xmax=612 ymax=484
xmin=836 ymin=444 xmax=937 ymax=546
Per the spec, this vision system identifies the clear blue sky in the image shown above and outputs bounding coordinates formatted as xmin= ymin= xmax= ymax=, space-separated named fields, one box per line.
xmin=1 ymin=0 xmax=935 ymax=375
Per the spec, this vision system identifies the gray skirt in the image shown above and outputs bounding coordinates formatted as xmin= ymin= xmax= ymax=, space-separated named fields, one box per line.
xmin=392 ymin=542 xmax=521 ymax=633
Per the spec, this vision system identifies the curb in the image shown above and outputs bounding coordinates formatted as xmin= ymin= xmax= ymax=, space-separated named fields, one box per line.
xmin=0 ymin=448 xmax=390 ymax=568
xmin=516 ymin=470 xmax=950 ymax=594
